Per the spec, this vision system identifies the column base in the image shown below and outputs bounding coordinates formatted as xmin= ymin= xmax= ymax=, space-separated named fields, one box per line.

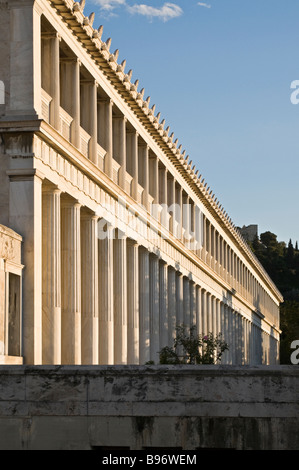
xmin=0 ymin=355 xmax=23 ymax=365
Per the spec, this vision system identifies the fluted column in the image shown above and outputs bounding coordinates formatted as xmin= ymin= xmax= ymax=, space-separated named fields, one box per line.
xmin=159 ymin=166 xmax=168 ymax=227
xmin=150 ymin=254 xmax=160 ymax=363
xmin=90 ymin=80 xmax=98 ymax=165
xmin=41 ymin=32 xmax=61 ymax=129
xmin=196 ymin=286 xmax=202 ymax=337
xmin=61 ymin=199 xmax=81 ymax=364
xmin=176 ymin=272 xmax=184 ymax=326
xmin=60 ymin=57 xmax=81 ymax=148
xmin=138 ymin=144 xmax=149 ymax=211
xmin=98 ymin=99 xmax=113 ymax=179
xmin=183 ymin=276 xmax=190 ymax=328
xmin=42 ymin=185 xmax=61 ymax=365
xmin=127 ymin=130 xmax=139 ymax=200
xmin=98 ymin=223 xmax=114 ymax=364
xmin=190 ymin=282 xmax=197 ymax=327
xmin=113 ymin=232 xmax=127 ymax=364
xmin=127 ymin=240 xmax=139 ymax=364
xmin=113 ymin=116 xmax=127 ymax=190
xmin=167 ymin=174 xmax=176 ymax=235
xmin=168 ymin=266 xmax=176 ymax=346
xmin=159 ymin=261 xmax=168 ymax=351
xmin=132 ymin=132 xmax=139 ymax=200
xmin=201 ymin=290 xmax=207 ymax=336
xmin=81 ymin=213 xmax=99 ymax=365
xmin=139 ymin=247 xmax=150 ymax=364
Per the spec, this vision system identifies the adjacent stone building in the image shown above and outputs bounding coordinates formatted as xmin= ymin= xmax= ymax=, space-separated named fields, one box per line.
xmin=0 ymin=225 xmax=23 ymax=364
xmin=0 ymin=0 xmax=283 ymax=366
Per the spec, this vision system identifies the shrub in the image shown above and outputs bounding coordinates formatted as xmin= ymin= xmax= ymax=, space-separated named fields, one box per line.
xmin=159 ymin=325 xmax=229 ymax=365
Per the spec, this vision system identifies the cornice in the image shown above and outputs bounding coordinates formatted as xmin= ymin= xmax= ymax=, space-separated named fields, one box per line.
xmin=39 ymin=0 xmax=283 ymax=302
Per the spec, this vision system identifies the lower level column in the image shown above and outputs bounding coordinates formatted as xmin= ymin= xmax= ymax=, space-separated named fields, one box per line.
xmin=127 ymin=240 xmax=139 ymax=364
xmin=139 ymin=247 xmax=150 ymax=364
xmin=81 ymin=213 xmax=99 ymax=365
xmin=42 ymin=185 xmax=61 ymax=365
xmin=98 ymin=223 xmax=114 ymax=364
xmin=61 ymin=198 xmax=82 ymax=364
xmin=113 ymin=232 xmax=127 ymax=364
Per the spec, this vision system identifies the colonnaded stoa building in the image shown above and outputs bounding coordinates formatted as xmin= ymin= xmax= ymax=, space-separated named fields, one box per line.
xmin=0 ymin=0 xmax=282 ymax=366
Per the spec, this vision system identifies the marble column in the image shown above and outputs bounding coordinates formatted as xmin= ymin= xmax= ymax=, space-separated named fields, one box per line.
xmin=183 ymin=276 xmax=191 ymax=328
xmin=98 ymin=99 xmax=113 ymax=179
xmin=113 ymin=116 xmax=127 ymax=190
xmin=113 ymin=232 xmax=127 ymax=364
xmin=167 ymin=174 xmax=176 ymax=235
xmin=139 ymin=247 xmax=150 ymax=364
xmin=98 ymin=223 xmax=114 ymax=364
xmin=61 ymin=199 xmax=81 ymax=365
xmin=127 ymin=239 xmax=139 ymax=364
xmin=176 ymin=272 xmax=184 ymax=326
xmin=42 ymin=185 xmax=61 ymax=365
xmin=60 ymin=58 xmax=81 ymax=148
xmin=88 ymin=80 xmax=98 ymax=165
xmin=150 ymin=254 xmax=160 ymax=363
xmin=196 ymin=286 xmax=202 ymax=337
xmin=8 ymin=170 xmax=43 ymax=364
xmin=168 ymin=266 xmax=176 ymax=346
xmin=41 ymin=31 xmax=61 ymax=129
xmin=201 ymin=289 xmax=207 ymax=336
xmin=159 ymin=166 xmax=168 ymax=227
xmin=127 ymin=131 xmax=139 ymax=200
xmin=190 ymin=282 xmax=197 ymax=327
xmin=81 ymin=213 xmax=99 ymax=365
xmin=159 ymin=261 xmax=168 ymax=351
xmin=139 ymin=145 xmax=149 ymax=211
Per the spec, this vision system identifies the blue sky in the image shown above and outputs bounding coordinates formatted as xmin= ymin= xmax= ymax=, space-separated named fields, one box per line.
xmin=83 ymin=0 xmax=299 ymax=245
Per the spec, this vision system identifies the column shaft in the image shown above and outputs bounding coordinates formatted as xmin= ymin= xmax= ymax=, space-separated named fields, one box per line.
xmin=168 ymin=267 xmax=176 ymax=346
xmin=183 ymin=277 xmax=191 ymax=328
xmin=42 ymin=187 xmax=61 ymax=365
xmin=81 ymin=214 xmax=99 ymax=365
xmin=127 ymin=240 xmax=139 ymax=364
xmin=159 ymin=261 xmax=168 ymax=350
xmin=113 ymin=234 xmax=127 ymax=364
xmin=98 ymin=224 xmax=114 ymax=364
xmin=149 ymin=254 xmax=160 ymax=363
xmin=61 ymin=200 xmax=81 ymax=365
xmin=139 ymin=247 xmax=150 ymax=364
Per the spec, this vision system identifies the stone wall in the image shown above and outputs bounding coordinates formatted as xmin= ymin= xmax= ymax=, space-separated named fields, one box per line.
xmin=0 ymin=365 xmax=298 ymax=450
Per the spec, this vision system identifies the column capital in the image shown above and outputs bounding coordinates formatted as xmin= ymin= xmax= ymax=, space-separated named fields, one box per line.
xmin=6 ymin=168 xmax=45 ymax=183
xmin=41 ymin=31 xmax=62 ymax=42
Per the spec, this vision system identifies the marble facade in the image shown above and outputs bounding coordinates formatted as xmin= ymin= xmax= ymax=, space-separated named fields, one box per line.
xmin=0 ymin=0 xmax=283 ymax=365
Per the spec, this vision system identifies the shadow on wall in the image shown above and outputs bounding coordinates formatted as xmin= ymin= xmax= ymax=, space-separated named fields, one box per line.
xmin=222 ymin=291 xmax=264 ymax=365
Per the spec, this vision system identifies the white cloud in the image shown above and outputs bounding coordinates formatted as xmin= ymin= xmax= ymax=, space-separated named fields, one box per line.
xmin=127 ymin=2 xmax=183 ymax=22
xmin=93 ymin=0 xmax=126 ymax=11
xmin=198 ymin=2 xmax=211 ymax=8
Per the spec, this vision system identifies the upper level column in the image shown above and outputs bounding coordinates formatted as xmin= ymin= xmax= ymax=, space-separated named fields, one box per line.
xmin=113 ymin=116 xmax=127 ymax=190
xmin=41 ymin=31 xmax=61 ymax=129
xmin=60 ymin=57 xmax=81 ymax=148
xmin=98 ymin=98 xmax=113 ymax=179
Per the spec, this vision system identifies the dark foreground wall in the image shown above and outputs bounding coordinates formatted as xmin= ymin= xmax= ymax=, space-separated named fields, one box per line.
xmin=0 ymin=365 xmax=298 ymax=450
